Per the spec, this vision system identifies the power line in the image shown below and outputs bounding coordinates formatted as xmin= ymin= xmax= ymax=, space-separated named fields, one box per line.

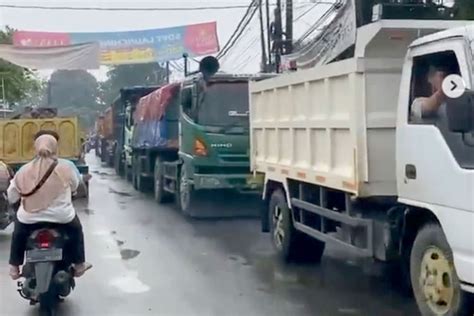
xmin=294 ymin=3 xmax=319 ymax=21
xmin=217 ymin=0 xmax=257 ymax=59
xmin=217 ymin=1 xmax=259 ymax=59
xmin=0 ymin=3 xmax=262 ymax=11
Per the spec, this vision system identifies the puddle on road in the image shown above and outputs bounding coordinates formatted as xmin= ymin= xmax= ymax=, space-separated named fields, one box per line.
xmin=110 ymin=271 xmax=150 ymax=294
xmin=92 ymin=170 xmax=110 ymax=176
xmin=120 ymin=249 xmax=140 ymax=260
xmin=228 ymin=255 xmax=251 ymax=266
xmin=338 ymin=308 xmax=361 ymax=315
xmin=116 ymin=239 xmax=125 ymax=246
xmin=108 ymin=188 xmax=133 ymax=197
xmin=83 ymin=208 xmax=95 ymax=215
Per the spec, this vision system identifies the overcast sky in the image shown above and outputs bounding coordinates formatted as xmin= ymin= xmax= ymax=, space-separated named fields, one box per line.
xmin=0 ymin=0 xmax=332 ymax=80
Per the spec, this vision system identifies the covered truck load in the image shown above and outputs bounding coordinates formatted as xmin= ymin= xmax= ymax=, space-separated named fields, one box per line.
xmin=98 ymin=106 xmax=113 ymax=163
xmin=132 ymin=83 xmax=180 ymax=150
xmin=127 ymin=83 xmax=180 ymax=195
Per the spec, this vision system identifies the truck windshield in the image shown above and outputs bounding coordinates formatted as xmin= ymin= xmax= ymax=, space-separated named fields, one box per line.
xmin=196 ymin=82 xmax=249 ymax=129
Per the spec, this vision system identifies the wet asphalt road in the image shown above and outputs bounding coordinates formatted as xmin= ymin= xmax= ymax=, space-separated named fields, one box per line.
xmin=0 ymin=155 xmax=419 ymax=316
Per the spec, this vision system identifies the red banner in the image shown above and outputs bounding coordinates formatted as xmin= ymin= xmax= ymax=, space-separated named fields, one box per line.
xmin=13 ymin=31 xmax=71 ymax=47
xmin=12 ymin=22 xmax=219 ymax=64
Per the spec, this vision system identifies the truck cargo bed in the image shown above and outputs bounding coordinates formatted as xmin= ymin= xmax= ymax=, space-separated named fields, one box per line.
xmin=0 ymin=117 xmax=81 ymax=164
xmin=250 ymin=57 xmax=402 ymax=197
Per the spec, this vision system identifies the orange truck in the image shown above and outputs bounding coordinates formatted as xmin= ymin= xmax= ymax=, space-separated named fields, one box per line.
xmin=98 ymin=106 xmax=114 ymax=165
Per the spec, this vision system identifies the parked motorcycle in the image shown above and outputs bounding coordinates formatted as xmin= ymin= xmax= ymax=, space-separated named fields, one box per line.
xmin=17 ymin=226 xmax=76 ymax=316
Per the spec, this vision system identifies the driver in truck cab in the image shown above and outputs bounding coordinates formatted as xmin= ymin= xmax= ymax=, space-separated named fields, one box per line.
xmin=7 ymin=134 xmax=92 ymax=280
xmin=410 ymin=65 xmax=450 ymax=120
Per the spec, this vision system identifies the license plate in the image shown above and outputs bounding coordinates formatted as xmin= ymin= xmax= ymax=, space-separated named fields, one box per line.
xmin=25 ymin=249 xmax=63 ymax=263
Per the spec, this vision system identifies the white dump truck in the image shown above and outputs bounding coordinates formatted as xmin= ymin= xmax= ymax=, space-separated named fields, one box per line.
xmin=250 ymin=19 xmax=474 ymax=315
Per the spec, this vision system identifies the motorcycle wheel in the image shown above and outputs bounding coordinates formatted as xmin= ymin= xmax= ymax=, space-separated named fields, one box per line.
xmin=39 ymin=292 xmax=57 ymax=316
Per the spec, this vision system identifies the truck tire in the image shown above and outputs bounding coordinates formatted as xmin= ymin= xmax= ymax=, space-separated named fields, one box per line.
xmin=154 ymin=158 xmax=171 ymax=203
xmin=132 ymin=155 xmax=139 ymax=191
xmin=176 ymin=167 xmax=193 ymax=214
xmin=114 ymin=147 xmax=124 ymax=176
xmin=269 ymin=189 xmax=325 ymax=263
xmin=125 ymin=163 xmax=133 ymax=182
xmin=132 ymin=154 xmax=149 ymax=192
xmin=410 ymin=223 xmax=474 ymax=316
xmin=84 ymin=180 xmax=89 ymax=199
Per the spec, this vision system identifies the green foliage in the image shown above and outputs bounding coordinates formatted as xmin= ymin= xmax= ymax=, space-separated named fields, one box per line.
xmin=49 ymin=69 xmax=102 ymax=128
xmin=456 ymin=0 xmax=474 ymax=19
xmin=100 ymin=63 xmax=168 ymax=105
xmin=0 ymin=26 xmax=42 ymax=107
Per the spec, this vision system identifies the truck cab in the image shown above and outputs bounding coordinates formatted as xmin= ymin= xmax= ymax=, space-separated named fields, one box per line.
xmin=180 ymin=74 xmax=254 ymax=189
xmin=174 ymin=73 xmax=268 ymax=215
xmin=397 ymin=26 xmax=474 ymax=304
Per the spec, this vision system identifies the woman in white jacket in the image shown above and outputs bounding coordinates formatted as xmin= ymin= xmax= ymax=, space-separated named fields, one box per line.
xmin=8 ymin=134 xmax=91 ymax=280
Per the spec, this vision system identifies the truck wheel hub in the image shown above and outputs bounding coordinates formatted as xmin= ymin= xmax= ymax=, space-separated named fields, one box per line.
xmin=419 ymin=246 xmax=454 ymax=315
xmin=272 ymin=206 xmax=285 ymax=248
xmin=180 ymin=174 xmax=190 ymax=207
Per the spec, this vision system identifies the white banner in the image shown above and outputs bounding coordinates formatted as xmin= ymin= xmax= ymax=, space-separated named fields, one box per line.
xmin=0 ymin=42 xmax=100 ymax=70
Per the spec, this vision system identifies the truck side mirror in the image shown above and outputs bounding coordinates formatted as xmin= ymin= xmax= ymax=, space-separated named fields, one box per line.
xmin=446 ymin=90 xmax=474 ymax=133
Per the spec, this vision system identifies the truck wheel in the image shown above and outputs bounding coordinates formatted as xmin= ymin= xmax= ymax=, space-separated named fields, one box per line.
xmin=125 ymin=164 xmax=133 ymax=182
xmin=269 ymin=189 xmax=325 ymax=263
xmin=84 ymin=180 xmax=89 ymax=199
xmin=154 ymin=158 xmax=171 ymax=204
xmin=114 ymin=147 xmax=124 ymax=176
xmin=133 ymin=155 xmax=149 ymax=192
xmin=176 ymin=167 xmax=192 ymax=214
xmin=410 ymin=223 xmax=474 ymax=316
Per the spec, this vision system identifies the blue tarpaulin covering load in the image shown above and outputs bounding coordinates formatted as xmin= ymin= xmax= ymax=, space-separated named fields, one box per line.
xmin=132 ymin=83 xmax=180 ymax=150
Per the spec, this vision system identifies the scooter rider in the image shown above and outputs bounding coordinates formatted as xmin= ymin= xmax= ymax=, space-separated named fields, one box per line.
xmin=7 ymin=134 xmax=92 ymax=280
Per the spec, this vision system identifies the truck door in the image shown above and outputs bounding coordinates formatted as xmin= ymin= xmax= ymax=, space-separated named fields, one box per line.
xmin=396 ymin=38 xmax=474 ymax=278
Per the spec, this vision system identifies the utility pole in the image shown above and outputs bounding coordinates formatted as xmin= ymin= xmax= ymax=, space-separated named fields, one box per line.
xmin=274 ymin=0 xmax=283 ymax=73
xmin=285 ymin=0 xmax=293 ymax=54
xmin=258 ymin=0 xmax=268 ymax=72
xmin=183 ymin=53 xmax=189 ymax=77
xmin=165 ymin=61 xmax=170 ymax=83
xmin=265 ymin=0 xmax=272 ymax=71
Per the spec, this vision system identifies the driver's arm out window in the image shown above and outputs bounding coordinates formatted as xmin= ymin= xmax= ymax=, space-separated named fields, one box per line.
xmin=408 ymin=51 xmax=460 ymax=124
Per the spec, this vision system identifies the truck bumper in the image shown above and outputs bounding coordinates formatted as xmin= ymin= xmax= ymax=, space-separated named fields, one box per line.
xmin=193 ymin=173 xmax=264 ymax=191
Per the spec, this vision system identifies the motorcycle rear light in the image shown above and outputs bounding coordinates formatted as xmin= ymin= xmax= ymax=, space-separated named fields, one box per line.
xmin=36 ymin=230 xmax=54 ymax=248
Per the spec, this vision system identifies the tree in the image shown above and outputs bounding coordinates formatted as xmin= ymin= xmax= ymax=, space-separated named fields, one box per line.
xmin=49 ymin=70 xmax=102 ymax=128
xmin=456 ymin=0 xmax=474 ymax=19
xmin=100 ymin=63 xmax=168 ymax=105
xmin=0 ymin=27 xmax=42 ymax=108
